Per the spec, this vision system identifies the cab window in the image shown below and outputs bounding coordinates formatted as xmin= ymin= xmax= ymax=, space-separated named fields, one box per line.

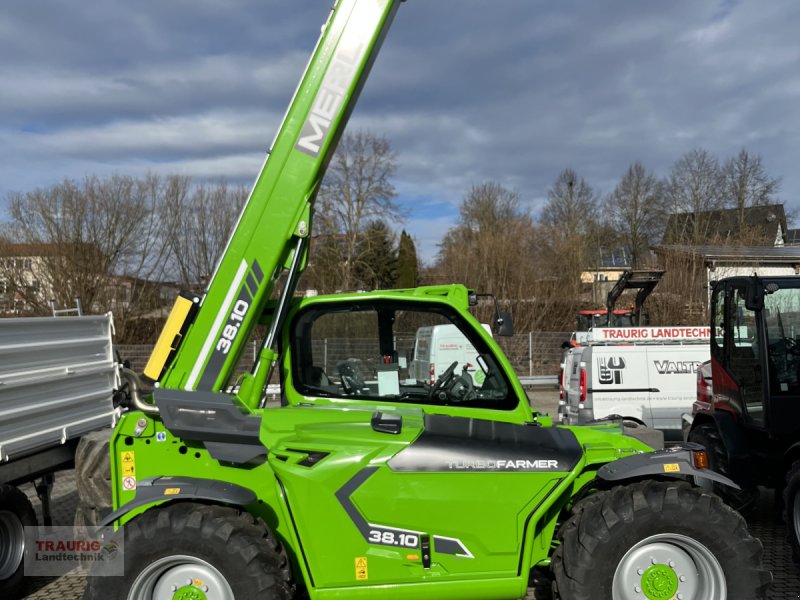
xmin=291 ymin=301 xmax=515 ymax=410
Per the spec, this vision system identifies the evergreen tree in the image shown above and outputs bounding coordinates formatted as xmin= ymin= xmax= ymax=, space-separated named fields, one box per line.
xmin=355 ymin=220 xmax=397 ymax=289
xmin=395 ymin=230 xmax=419 ymax=288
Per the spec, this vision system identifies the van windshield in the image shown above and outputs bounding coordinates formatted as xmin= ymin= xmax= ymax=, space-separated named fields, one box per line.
xmin=291 ymin=300 xmax=516 ymax=410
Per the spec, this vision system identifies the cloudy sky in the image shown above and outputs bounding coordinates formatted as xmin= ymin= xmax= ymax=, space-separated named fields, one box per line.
xmin=2 ymin=0 xmax=799 ymax=263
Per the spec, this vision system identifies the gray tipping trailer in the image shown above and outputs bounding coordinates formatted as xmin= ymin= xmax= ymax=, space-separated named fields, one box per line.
xmin=0 ymin=314 xmax=118 ymax=597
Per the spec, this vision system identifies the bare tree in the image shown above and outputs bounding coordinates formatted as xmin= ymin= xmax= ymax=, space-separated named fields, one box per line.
xmin=662 ymin=148 xmax=724 ymax=244
xmin=434 ymin=182 xmax=574 ymax=331
xmin=1 ymin=175 xmax=168 ymax=315
xmin=606 ymin=162 xmax=664 ymax=268
xmin=160 ymin=177 xmax=248 ymax=289
xmin=437 ymin=183 xmax=525 ymax=297
xmin=721 ymin=148 xmax=781 ymax=228
xmin=539 ymin=168 xmax=600 ymax=288
xmin=314 ymin=131 xmax=401 ymax=290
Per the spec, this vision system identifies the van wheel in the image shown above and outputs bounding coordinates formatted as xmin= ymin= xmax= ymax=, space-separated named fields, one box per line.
xmin=0 ymin=484 xmax=37 ymax=598
xmin=552 ymin=480 xmax=771 ymax=599
xmin=83 ymin=502 xmax=294 ymax=600
xmin=687 ymin=423 xmax=757 ymax=514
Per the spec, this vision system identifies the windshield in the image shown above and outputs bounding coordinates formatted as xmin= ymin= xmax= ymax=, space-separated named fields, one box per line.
xmin=291 ymin=300 xmax=516 ymax=410
xmin=764 ymin=286 xmax=800 ymax=395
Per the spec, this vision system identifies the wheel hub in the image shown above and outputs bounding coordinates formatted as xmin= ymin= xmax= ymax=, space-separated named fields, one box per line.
xmin=129 ymin=556 xmax=234 ymax=600
xmin=640 ymin=564 xmax=678 ymax=600
xmin=172 ymin=584 xmax=208 ymax=600
xmin=612 ymin=534 xmax=726 ymax=600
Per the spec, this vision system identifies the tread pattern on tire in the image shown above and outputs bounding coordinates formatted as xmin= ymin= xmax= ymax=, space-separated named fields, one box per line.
xmin=783 ymin=460 xmax=800 ymax=564
xmin=551 ymin=480 xmax=771 ymax=600
xmin=74 ymin=429 xmax=113 ymax=510
xmin=84 ymin=502 xmax=294 ymax=600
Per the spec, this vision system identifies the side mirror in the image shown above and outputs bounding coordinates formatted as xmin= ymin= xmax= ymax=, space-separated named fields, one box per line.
xmin=745 ymin=282 xmax=764 ymax=311
xmin=496 ymin=311 xmax=514 ymax=337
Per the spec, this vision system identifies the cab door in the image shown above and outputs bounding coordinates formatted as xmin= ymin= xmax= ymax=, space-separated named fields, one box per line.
xmin=270 ymin=411 xmax=582 ymax=593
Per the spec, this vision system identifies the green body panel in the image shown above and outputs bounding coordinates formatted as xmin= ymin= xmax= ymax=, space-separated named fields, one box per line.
xmin=111 ymin=394 xmax=649 ymax=598
xmin=160 ymin=0 xmax=401 ymax=392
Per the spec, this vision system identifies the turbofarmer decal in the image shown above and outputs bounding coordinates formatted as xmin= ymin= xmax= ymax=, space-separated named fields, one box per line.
xmin=388 ymin=414 xmax=582 ymax=473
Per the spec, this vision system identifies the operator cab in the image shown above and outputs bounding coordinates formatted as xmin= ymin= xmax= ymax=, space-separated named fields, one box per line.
xmin=290 ymin=299 xmax=517 ymax=410
xmin=575 ymin=309 xmax=635 ymax=331
xmin=710 ymin=277 xmax=800 ymax=436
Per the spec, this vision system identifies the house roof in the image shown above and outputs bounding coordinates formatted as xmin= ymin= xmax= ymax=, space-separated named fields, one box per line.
xmin=654 ymin=244 xmax=800 ymax=264
xmin=661 ymin=204 xmax=787 ymax=246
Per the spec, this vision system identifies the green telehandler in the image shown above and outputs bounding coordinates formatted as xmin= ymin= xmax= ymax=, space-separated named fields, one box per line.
xmin=81 ymin=1 xmax=770 ymax=598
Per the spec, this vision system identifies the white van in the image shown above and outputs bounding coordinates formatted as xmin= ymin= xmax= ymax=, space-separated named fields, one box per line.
xmin=411 ymin=324 xmax=491 ymax=386
xmin=559 ymin=327 xmax=711 ymax=440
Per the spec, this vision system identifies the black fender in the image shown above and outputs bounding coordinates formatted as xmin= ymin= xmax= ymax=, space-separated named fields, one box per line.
xmin=100 ymin=476 xmax=256 ymax=527
xmin=597 ymin=444 xmax=741 ymax=490
xmin=691 ymin=410 xmax=758 ymax=486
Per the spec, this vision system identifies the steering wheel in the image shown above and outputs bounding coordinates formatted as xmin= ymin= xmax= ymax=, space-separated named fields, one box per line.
xmin=430 ymin=361 xmax=458 ymax=400
xmin=448 ymin=371 xmax=475 ymax=403
xmin=337 ymin=361 xmax=365 ymax=395
xmin=770 ymin=337 xmax=800 ymax=357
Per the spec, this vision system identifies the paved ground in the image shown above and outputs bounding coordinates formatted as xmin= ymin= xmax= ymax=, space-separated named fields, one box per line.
xmin=17 ymin=390 xmax=800 ymax=599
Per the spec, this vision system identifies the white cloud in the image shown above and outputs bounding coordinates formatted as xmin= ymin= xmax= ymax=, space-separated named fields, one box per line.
xmin=2 ymin=0 xmax=800 ymax=261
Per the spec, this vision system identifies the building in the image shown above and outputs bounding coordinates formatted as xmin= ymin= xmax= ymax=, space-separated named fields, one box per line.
xmin=662 ymin=204 xmax=787 ymax=247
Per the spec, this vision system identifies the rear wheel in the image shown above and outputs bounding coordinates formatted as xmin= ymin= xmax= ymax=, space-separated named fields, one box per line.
xmin=74 ymin=429 xmax=113 ymax=535
xmin=0 ymin=484 xmax=37 ymax=598
xmin=552 ymin=480 xmax=770 ymax=600
xmin=687 ymin=422 xmax=758 ymax=514
xmin=783 ymin=460 xmax=800 ymax=563
xmin=83 ymin=502 xmax=294 ymax=600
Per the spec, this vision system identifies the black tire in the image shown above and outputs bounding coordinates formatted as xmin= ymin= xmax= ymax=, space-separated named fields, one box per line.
xmin=83 ymin=502 xmax=294 ymax=600
xmin=687 ymin=422 xmax=758 ymax=515
xmin=552 ymin=480 xmax=771 ymax=600
xmin=783 ymin=460 xmax=800 ymax=563
xmin=0 ymin=484 xmax=37 ymax=599
xmin=74 ymin=429 xmax=113 ymax=509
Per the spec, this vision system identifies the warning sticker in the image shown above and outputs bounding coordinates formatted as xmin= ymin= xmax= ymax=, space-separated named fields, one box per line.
xmin=355 ymin=557 xmax=368 ymax=580
xmin=121 ymin=451 xmax=136 ymax=477
xmin=122 ymin=476 xmax=137 ymax=491
xmin=663 ymin=463 xmax=681 ymax=473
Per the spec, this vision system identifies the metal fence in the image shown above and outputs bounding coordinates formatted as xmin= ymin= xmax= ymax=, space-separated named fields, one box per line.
xmin=116 ymin=331 xmax=569 ymax=383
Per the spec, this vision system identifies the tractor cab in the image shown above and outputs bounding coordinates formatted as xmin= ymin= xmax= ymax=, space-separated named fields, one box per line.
xmin=708 ymin=276 xmax=800 ymax=438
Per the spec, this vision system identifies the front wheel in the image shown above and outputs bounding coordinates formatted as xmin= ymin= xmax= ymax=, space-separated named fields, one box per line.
xmin=83 ymin=502 xmax=294 ymax=600
xmin=552 ymin=480 xmax=770 ymax=600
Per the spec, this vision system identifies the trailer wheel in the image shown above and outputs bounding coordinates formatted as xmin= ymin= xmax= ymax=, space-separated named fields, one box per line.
xmin=83 ymin=502 xmax=294 ymax=600
xmin=552 ymin=480 xmax=770 ymax=600
xmin=783 ymin=460 xmax=800 ymax=563
xmin=687 ymin=422 xmax=758 ymax=514
xmin=0 ymin=484 xmax=37 ymax=598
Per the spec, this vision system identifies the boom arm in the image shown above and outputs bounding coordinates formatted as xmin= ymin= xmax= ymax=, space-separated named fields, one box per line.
xmin=605 ymin=269 xmax=664 ymax=326
xmin=145 ymin=0 xmax=402 ymax=394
